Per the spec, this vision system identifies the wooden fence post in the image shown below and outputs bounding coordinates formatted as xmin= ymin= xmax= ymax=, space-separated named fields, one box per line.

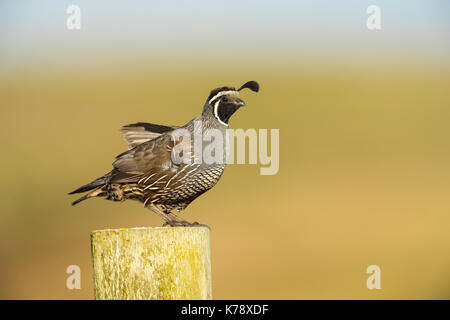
xmin=90 ymin=226 xmax=212 ymax=300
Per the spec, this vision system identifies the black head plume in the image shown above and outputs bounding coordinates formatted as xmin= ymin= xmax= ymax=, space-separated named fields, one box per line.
xmin=238 ymin=81 xmax=259 ymax=93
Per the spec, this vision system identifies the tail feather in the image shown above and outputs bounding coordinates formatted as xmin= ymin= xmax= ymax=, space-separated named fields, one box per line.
xmin=71 ymin=188 xmax=106 ymax=206
xmin=71 ymin=193 xmax=91 ymax=206
xmin=69 ymin=174 xmax=110 ymax=206
xmin=69 ymin=175 xmax=108 ymax=195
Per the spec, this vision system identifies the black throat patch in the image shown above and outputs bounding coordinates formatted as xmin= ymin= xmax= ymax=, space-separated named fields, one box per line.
xmin=217 ymin=103 xmax=239 ymax=124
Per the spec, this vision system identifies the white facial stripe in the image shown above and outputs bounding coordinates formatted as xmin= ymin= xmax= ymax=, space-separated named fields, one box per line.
xmin=208 ymin=90 xmax=238 ymax=105
xmin=213 ymin=100 xmax=228 ymax=126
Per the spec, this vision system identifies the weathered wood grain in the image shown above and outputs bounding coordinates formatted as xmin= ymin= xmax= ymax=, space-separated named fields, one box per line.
xmin=91 ymin=226 xmax=211 ymax=300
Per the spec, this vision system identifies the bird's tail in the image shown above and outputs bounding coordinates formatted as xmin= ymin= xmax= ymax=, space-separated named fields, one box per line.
xmin=69 ymin=175 xmax=108 ymax=194
xmin=70 ymin=188 xmax=106 ymax=206
xmin=69 ymin=174 xmax=109 ymax=206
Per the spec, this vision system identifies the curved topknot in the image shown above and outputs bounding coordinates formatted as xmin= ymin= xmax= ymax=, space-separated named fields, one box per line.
xmin=238 ymin=81 xmax=259 ymax=92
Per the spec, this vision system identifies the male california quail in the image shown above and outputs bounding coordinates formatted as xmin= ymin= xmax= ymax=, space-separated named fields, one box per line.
xmin=69 ymin=81 xmax=259 ymax=226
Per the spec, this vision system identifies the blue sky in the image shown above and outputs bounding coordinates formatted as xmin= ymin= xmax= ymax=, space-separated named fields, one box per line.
xmin=0 ymin=0 xmax=449 ymax=71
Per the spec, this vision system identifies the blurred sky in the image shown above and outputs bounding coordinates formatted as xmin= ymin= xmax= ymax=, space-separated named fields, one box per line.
xmin=1 ymin=0 xmax=449 ymax=74
xmin=0 ymin=1 xmax=449 ymax=300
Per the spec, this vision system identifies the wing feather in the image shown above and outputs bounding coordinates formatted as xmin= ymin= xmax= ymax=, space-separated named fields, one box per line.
xmin=120 ymin=122 xmax=177 ymax=149
xmin=112 ymin=125 xmax=193 ymax=190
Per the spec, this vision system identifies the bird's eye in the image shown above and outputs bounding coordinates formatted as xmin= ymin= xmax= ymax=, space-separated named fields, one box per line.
xmin=222 ymin=97 xmax=228 ymax=103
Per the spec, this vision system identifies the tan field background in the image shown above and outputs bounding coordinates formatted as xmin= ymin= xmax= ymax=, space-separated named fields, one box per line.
xmin=1 ymin=1 xmax=449 ymax=299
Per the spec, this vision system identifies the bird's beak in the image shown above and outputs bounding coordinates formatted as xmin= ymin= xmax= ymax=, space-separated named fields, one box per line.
xmin=235 ymin=98 xmax=245 ymax=107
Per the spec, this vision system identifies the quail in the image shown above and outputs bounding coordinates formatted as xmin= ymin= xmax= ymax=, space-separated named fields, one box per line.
xmin=69 ymin=81 xmax=259 ymax=227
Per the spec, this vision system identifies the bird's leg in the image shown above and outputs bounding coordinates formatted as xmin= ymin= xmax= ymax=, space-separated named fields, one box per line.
xmin=165 ymin=212 xmax=193 ymax=227
xmin=165 ymin=211 xmax=210 ymax=229
xmin=147 ymin=204 xmax=209 ymax=228
xmin=147 ymin=204 xmax=172 ymax=225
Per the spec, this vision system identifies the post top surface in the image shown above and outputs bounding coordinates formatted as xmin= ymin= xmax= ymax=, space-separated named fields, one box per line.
xmin=91 ymin=226 xmax=210 ymax=234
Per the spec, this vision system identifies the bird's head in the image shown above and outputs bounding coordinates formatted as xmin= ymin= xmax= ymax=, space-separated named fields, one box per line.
xmin=203 ymin=81 xmax=259 ymax=126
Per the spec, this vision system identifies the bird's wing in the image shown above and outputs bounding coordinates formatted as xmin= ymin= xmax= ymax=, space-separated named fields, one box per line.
xmin=110 ymin=133 xmax=193 ymax=186
xmin=120 ymin=122 xmax=179 ymax=149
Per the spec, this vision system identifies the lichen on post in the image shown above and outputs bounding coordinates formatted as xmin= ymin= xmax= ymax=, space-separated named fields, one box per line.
xmin=90 ymin=226 xmax=212 ymax=300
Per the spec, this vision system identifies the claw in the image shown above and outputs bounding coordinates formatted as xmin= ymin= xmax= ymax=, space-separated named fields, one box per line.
xmin=161 ymin=217 xmax=209 ymax=229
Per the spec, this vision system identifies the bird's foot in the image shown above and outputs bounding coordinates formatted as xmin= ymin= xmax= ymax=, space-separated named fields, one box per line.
xmin=187 ymin=221 xmax=210 ymax=229
xmin=162 ymin=220 xmax=210 ymax=229
xmin=162 ymin=220 xmax=190 ymax=227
